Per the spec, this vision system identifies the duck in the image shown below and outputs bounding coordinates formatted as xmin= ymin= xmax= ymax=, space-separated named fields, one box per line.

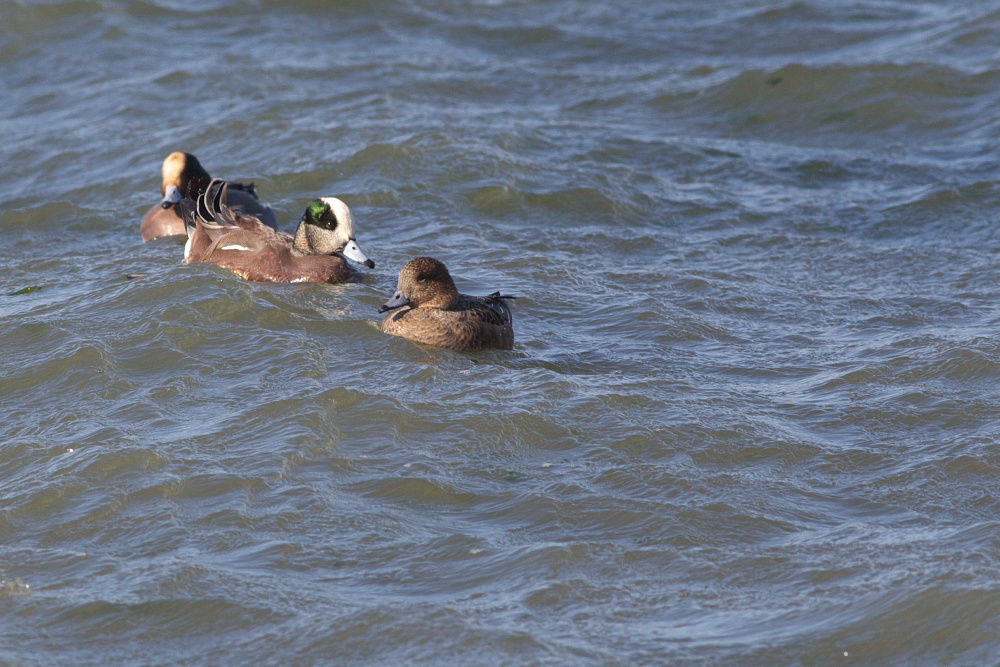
xmin=181 ymin=179 xmax=375 ymax=284
xmin=378 ymin=257 xmax=515 ymax=351
xmin=140 ymin=151 xmax=277 ymax=241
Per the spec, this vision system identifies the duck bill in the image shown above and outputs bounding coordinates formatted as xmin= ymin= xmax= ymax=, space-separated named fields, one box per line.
xmin=378 ymin=290 xmax=410 ymax=313
xmin=341 ymin=239 xmax=375 ymax=268
xmin=160 ymin=185 xmax=183 ymax=209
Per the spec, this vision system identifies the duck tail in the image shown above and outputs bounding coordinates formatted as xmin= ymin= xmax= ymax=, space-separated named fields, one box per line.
xmin=487 ymin=291 xmax=517 ymax=300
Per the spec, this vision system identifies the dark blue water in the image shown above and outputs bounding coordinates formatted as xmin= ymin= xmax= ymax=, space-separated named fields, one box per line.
xmin=1 ymin=1 xmax=998 ymax=664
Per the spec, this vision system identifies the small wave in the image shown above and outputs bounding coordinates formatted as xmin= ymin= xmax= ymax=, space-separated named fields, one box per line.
xmin=653 ymin=63 xmax=999 ymax=149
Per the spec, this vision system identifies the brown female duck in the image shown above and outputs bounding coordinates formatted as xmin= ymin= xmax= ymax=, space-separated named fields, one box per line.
xmin=378 ymin=257 xmax=515 ymax=351
xmin=140 ymin=151 xmax=277 ymax=241
xmin=181 ymin=179 xmax=374 ymax=284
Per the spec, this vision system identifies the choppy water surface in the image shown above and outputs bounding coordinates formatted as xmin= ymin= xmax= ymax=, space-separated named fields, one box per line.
xmin=1 ymin=0 xmax=998 ymax=664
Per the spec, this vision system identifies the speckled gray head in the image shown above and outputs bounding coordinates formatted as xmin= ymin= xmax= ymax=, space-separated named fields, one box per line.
xmin=297 ymin=197 xmax=375 ymax=268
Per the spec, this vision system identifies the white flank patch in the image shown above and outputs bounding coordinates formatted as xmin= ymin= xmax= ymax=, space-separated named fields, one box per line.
xmin=183 ymin=237 xmax=192 ymax=260
xmin=221 ymin=244 xmax=252 ymax=251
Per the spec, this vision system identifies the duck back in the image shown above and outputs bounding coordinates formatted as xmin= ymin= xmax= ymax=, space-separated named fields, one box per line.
xmin=381 ymin=293 xmax=514 ymax=351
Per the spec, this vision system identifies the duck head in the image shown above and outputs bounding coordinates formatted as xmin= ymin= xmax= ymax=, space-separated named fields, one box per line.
xmin=292 ymin=198 xmax=374 ymax=268
xmin=379 ymin=257 xmax=459 ymax=313
xmin=160 ymin=151 xmax=211 ymax=209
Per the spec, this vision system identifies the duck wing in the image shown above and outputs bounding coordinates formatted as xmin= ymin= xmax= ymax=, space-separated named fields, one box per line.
xmin=180 ymin=179 xmax=270 ymax=260
xmin=209 ymin=180 xmax=291 ymax=240
xmin=206 ymin=181 xmax=292 ymax=257
xmin=465 ymin=291 xmax=515 ymax=327
xmin=224 ymin=181 xmax=279 ymax=230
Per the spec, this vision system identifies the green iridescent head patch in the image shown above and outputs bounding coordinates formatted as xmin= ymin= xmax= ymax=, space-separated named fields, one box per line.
xmin=304 ymin=200 xmax=337 ymax=230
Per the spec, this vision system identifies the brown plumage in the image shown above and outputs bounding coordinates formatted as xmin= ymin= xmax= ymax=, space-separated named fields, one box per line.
xmin=181 ymin=179 xmax=375 ymax=284
xmin=140 ymin=151 xmax=277 ymax=241
xmin=379 ymin=257 xmax=515 ymax=351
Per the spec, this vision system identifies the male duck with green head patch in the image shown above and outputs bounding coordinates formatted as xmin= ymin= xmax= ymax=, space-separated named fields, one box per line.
xmin=140 ymin=151 xmax=277 ymax=241
xmin=182 ymin=179 xmax=374 ymax=284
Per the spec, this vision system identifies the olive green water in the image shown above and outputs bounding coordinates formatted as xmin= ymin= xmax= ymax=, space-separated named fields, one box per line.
xmin=1 ymin=1 xmax=998 ymax=665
